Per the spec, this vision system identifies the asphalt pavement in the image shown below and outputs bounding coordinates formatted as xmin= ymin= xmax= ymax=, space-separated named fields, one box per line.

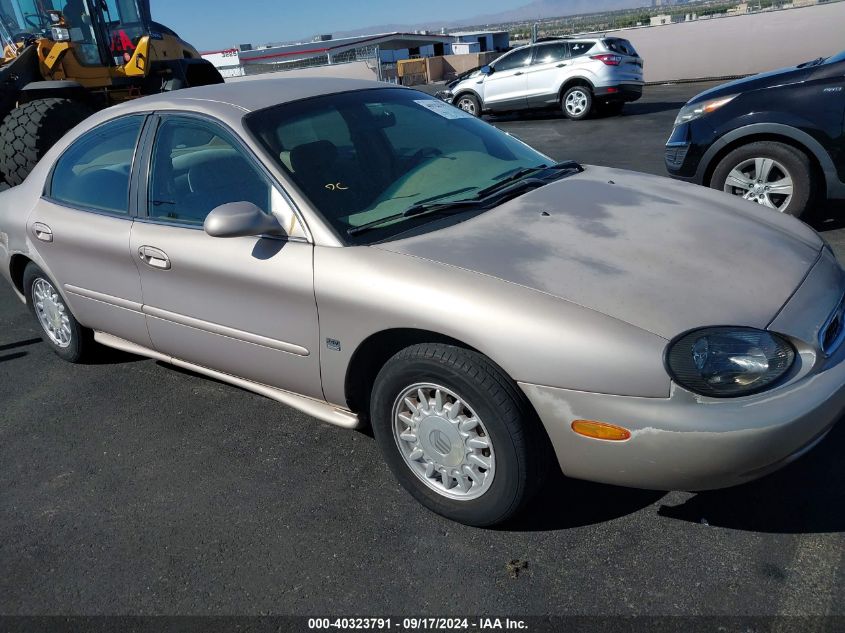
xmin=0 ymin=82 xmax=843 ymax=618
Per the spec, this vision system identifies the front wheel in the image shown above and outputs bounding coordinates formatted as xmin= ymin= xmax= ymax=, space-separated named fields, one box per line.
xmin=710 ymin=141 xmax=814 ymax=218
xmin=454 ymin=93 xmax=481 ymax=117
xmin=562 ymin=86 xmax=593 ymax=120
xmin=370 ymin=343 xmax=552 ymax=526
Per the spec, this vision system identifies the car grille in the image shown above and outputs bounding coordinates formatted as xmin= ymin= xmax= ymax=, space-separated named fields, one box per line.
xmin=820 ymin=292 xmax=845 ymax=356
xmin=664 ymin=144 xmax=689 ymax=168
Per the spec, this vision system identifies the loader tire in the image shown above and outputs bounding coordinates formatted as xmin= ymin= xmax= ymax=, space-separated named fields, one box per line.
xmin=0 ymin=98 xmax=93 ymax=186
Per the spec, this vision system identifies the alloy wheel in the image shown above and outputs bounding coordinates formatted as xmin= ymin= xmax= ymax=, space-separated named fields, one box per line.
xmin=392 ymin=383 xmax=495 ymax=501
xmin=457 ymin=97 xmax=477 ymax=115
xmin=565 ymin=89 xmax=589 ymax=117
xmin=723 ymin=157 xmax=794 ymax=211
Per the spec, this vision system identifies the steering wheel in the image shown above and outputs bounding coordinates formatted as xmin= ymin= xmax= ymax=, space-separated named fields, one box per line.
xmin=24 ymin=13 xmax=50 ymax=30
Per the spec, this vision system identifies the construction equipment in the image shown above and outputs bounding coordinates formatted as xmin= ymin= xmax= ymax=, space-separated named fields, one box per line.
xmin=0 ymin=0 xmax=223 ymax=186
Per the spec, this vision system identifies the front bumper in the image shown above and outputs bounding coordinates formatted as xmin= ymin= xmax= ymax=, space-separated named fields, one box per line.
xmin=519 ymin=343 xmax=845 ymax=491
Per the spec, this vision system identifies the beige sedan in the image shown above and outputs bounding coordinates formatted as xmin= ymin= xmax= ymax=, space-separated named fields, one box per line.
xmin=1 ymin=78 xmax=843 ymax=526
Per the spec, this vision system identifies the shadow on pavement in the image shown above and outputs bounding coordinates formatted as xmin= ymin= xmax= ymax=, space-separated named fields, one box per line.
xmin=658 ymin=418 xmax=844 ymax=534
xmin=501 ymin=467 xmax=665 ymax=532
xmin=0 ymin=337 xmax=41 ymax=352
xmin=619 ymin=101 xmax=686 ymax=117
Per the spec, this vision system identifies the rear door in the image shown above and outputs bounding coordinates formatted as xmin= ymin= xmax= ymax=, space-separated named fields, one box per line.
xmin=28 ymin=114 xmax=152 ymax=347
xmin=524 ymin=42 xmax=570 ymax=107
xmin=130 ymin=113 xmax=323 ymax=398
xmin=482 ymin=47 xmax=532 ymax=110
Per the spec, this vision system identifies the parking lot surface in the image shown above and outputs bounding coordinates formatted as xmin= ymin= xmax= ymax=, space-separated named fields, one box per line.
xmin=1 ymin=82 xmax=843 ymax=617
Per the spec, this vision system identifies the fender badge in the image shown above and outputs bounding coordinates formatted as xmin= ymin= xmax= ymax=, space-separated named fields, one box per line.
xmin=326 ymin=338 xmax=342 ymax=351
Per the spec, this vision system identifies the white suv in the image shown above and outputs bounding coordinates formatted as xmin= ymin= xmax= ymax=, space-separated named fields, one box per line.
xmin=439 ymin=37 xmax=644 ymax=120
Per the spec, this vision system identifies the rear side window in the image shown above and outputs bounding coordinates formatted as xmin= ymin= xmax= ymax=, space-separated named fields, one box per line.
xmin=533 ymin=43 xmax=569 ymax=64
xmin=569 ymin=41 xmax=597 ymax=57
xmin=494 ymin=48 xmax=532 ymax=71
xmin=604 ymin=38 xmax=638 ymax=56
xmin=50 ymin=115 xmax=144 ymax=215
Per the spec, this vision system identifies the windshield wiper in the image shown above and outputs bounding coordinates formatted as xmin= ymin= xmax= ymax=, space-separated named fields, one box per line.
xmin=347 ymin=160 xmax=583 ymax=237
xmin=347 ymin=199 xmax=486 ymax=236
xmin=475 ymin=160 xmax=582 ymax=198
xmin=798 ymin=56 xmax=827 ymax=68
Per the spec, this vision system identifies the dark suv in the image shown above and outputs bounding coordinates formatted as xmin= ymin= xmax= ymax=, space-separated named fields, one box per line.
xmin=665 ymin=50 xmax=845 ymax=218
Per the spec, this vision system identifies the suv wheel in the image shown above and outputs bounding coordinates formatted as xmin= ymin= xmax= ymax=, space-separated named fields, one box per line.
xmin=710 ymin=141 xmax=813 ymax=217
xmin=370 ymin=343 xmax=552 ymax=526
xmin=562 ymin=86 xmax=593 ymax=120
xmin=455 ymin=93 xmax=481 ymax=117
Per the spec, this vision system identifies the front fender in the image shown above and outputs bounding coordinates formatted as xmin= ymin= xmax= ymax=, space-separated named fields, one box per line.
xmin=314 ymin=246 xmax=670 ymax=409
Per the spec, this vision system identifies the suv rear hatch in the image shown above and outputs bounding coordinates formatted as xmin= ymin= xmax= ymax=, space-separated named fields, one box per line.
xmin=600 ymin=37 xmax=644 ymax=82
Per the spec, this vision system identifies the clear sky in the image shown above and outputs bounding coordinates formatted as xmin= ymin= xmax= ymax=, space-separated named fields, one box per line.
xmin=150 ymin=0 xmax=522 ymax=52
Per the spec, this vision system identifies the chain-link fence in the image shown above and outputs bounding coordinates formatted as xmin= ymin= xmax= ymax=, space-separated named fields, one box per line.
xmin=226 ymin=44 xmax=389 ymax=81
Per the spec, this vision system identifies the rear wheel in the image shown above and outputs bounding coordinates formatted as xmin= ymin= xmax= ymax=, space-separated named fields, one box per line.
xmin=23 ymin=263 xmax=94 ymax=363
xmin=710 ymin=141 xmax=813 ymax=218
xmin=562 ymin=85 xmax=593 ymax=120
xmin=370 ymin=343 xmax=553 ymax=526
xmin=0 ymin=98 xmax=94 ymax=186
xmin=455 ymin=93 xmax=481 ymax=117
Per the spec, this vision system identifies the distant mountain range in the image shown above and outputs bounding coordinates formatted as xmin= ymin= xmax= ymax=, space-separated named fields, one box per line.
xmin=324 ymin=0 xmax=652 ymax=40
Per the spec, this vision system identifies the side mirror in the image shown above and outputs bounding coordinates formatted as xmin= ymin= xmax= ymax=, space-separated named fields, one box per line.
xmin=480 ymin=65 xmax=494 ymax=75
xmin=204 ymin=201 xmax=285 ymax=238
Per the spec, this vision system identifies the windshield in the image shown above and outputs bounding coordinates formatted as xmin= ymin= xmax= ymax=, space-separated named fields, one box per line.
xmin=244 ymin=88 xmax=552 ymax=243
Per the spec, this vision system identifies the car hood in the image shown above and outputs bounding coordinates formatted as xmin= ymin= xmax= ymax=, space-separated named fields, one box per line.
xmin=689 ymin=65 xmax=812 ymax=103
xmin=375 ymin=166 xmax=822 ymax=339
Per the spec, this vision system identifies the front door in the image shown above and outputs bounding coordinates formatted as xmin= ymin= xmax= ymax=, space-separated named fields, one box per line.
xmin=27 ymin=114 xmax=151 ymax=347
xmin=130 ymin=114 xmax=322 ymax=399
xmin=482 ymin=47 xmax=532 ymax=111
xmin=524 ymin=42 xmax=569 ymax=107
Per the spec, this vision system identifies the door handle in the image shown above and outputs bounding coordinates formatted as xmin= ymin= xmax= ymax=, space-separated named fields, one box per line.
xmin=138 ymin=246 xmax=171 ymax=270
xmin=556 ymin=63 xmax=569 ymax=67
xmin=32 ymin=222 xmax=53 ymax=243
xmin=514 ymin=71 xmax=524 ymax=76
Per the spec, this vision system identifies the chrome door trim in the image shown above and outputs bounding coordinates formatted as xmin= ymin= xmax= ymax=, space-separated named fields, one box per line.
xmin=143 ymin=305 xmax=310 ymax=356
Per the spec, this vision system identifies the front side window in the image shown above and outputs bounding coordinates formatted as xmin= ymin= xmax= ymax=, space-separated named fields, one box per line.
xmin=493 ymin=48 xmax=532 ymax=71
xmin=50 ymin=115 xmax=143 ymax=215
xmin=245 ymin=89 xmax=551 ymax=243
xmin=147 ymin=117 xmax=275 ymax=227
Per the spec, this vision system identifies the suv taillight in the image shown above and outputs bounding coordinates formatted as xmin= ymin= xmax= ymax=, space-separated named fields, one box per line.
xmin=591 ymin=54 xmax=622 ymax=66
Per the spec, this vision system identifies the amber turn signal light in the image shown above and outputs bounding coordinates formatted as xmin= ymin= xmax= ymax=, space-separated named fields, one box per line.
xmin=571 ymin=420 xmax=631 ymax=441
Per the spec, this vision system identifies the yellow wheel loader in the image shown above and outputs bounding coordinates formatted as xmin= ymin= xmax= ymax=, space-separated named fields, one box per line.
xmin=0 ymin=0 xmax=223 ymax=186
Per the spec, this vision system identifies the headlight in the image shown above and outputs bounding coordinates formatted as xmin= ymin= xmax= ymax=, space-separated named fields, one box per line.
xmin=667 ymin=327 xmax=795 ymax=397
xmin=435 ymin=90 xmax=454 ymax=102
xmin=674 ymin=94 xmax=737 ymax=126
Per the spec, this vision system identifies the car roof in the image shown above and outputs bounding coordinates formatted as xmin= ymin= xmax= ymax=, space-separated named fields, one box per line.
xmin=106 ymin=76 xmax=399 ymax=119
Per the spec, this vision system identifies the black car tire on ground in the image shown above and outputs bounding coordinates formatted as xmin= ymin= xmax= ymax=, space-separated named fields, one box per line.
xmin=370 ymin=343 xmax=553 ymax=526
xmin=561 ymin=86 xmax=593 ymax=120
xmin=23 ymin=262 xmax=94 ymax=363
xmin=454 ymin=93 xmax=481 ymax=117
xmin=0 ymin=98 xmax=94 ymax=186
xmin=709 ymin=141 xmax=814 ymax=218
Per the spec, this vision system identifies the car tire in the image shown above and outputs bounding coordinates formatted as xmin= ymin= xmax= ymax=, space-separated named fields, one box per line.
xmin=23 ymin=262 xmax=94 ymax=363
xmin=710 ymin=141 xmax=814 ymax=218
xmin=454 ymin=93 xmax=481 ymax=117
xmin=370 ymin=343 xmax=553 ymax=526
xmin=562 ymin=86 xmax=593 ymax=120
